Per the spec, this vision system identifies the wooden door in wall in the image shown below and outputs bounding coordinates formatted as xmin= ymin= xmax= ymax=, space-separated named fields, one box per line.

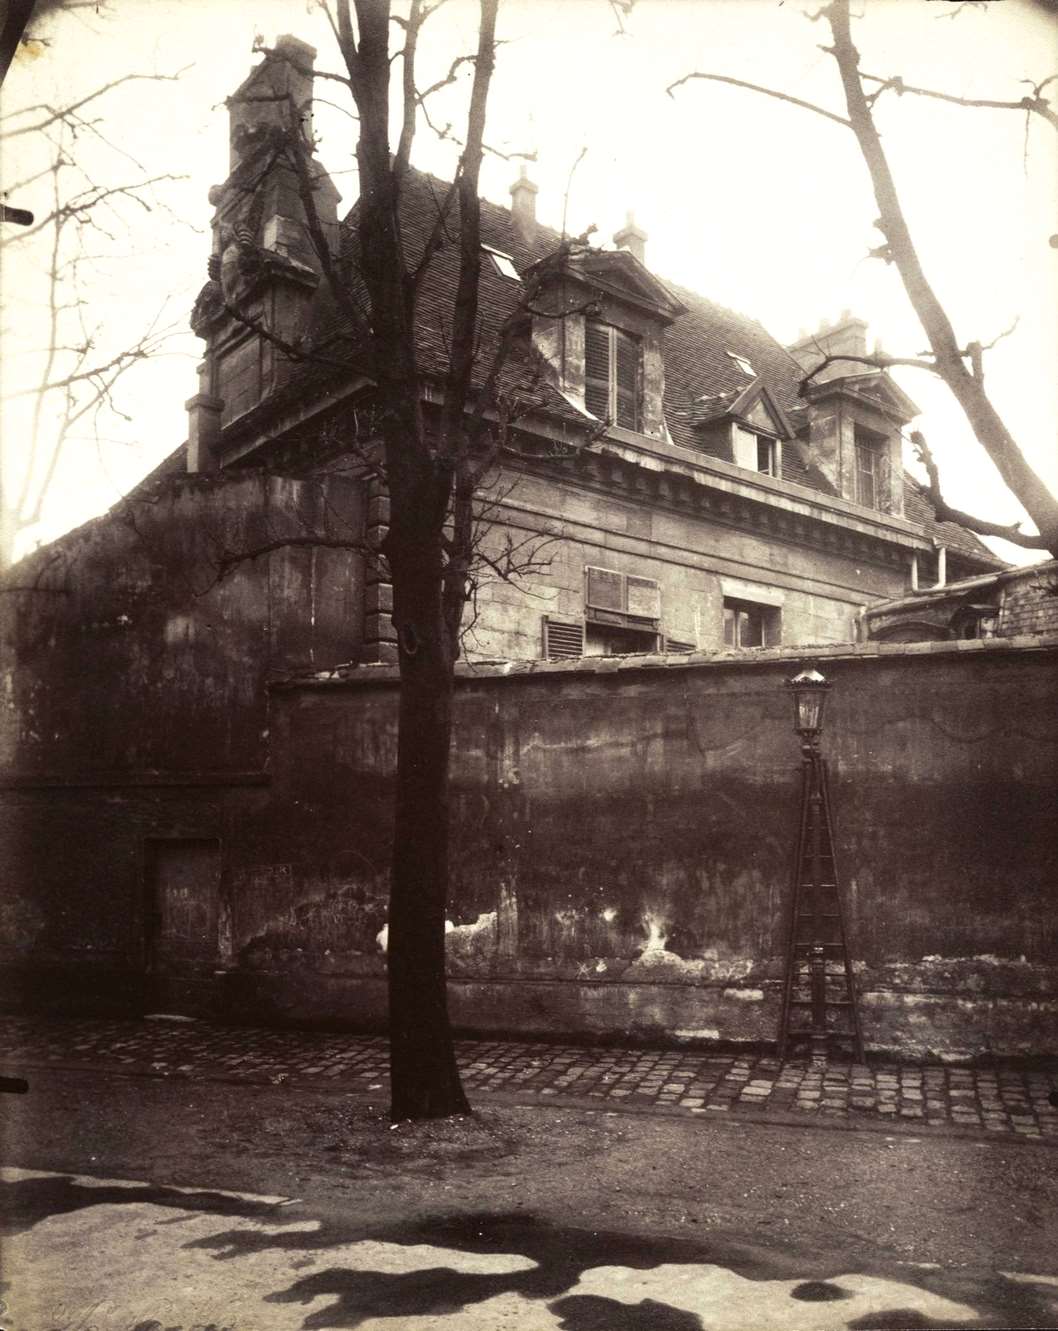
xmin=144 ymin=838 xmax=221 ymax=1016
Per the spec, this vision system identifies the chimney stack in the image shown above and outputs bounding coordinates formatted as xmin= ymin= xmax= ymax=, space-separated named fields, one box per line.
xmin=787 ymin=312 xmax=870 ymax=380
xmin=509 ymin=165 xmax=538 ymax=243
xmin=613 ymin=211 xmax=647 ymax=266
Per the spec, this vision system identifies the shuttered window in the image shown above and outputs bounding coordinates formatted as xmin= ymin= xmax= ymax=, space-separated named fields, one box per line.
xmin=584 ymin=321 xmax=639 ymax=429
xmin=585 ymin=566 xmax=660 ymax=623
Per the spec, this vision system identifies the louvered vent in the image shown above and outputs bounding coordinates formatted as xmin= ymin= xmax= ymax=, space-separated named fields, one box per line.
xmin=542 ymin=617 xmax=585 ymax=659
xmin=664 ymin=637 xmax=696 ymax=654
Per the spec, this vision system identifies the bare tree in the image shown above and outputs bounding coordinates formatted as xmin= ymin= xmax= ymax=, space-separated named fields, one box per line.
xmin=0 ymin=70 xmax=188 ymax=567
xmin=209 ymin=0 xmax=611 ymax=1121
xmin=669 ymin=0 xmax=1058 ymax=557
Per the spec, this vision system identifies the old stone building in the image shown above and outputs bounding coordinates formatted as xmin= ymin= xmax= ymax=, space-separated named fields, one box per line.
xmin=182 ymin=36 xmax=999 ymax=671
xmin=6 ymin=38 xmax=1051 ymax=1057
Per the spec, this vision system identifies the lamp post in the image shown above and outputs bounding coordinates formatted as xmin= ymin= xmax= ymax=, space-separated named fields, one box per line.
xmin=788 ymin=664 xmax=829 ymax=752
xmin=778 ymin=664 xmax=863 ymax=1063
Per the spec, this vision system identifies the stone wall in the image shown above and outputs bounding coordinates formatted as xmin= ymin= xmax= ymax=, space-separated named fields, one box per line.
xmin=3 ymin=634 xmax=1055 ymax=1058
xmin=464 ymin=463 xmax=912 ymax=660
xmin=229 ymin=637 xmax=1055 ymax=1058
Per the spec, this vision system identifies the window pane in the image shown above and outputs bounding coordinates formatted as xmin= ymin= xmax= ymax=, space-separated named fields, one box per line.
xmin=724 ymin=598 xmax=770 ymax=648
xmin=856 ymin=445 xmax=877 ymax=508
xmin=742 ymin=607 xmax=764 ymax=647
xmin=757 ymin=437 xmax=775 ymax=475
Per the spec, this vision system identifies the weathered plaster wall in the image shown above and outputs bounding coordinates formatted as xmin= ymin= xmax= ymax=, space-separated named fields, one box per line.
xmin=0 ymin=471 xmax=365 ymax=777
xmin=0 ymin=470 xmax=366 ymax=1013
xmin=229 ymin=637 xmax=1058 ymax=1057
xmin=4 ymin=633 xmax=1055 ymax=1057
xmin=465 ymin=465 xmax=909 ymax=660
xmin=0 ymin=782 xmax=266 ymax=1010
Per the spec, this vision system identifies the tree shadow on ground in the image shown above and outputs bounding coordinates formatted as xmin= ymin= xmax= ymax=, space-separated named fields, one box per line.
xmin=189 ymin=1208 xmax=1054 ymax=1331
xmin=256 ymin=1216 xmax=712 ymax=1330
xmin=0 ymin=1172 xmax=275 ymax=1239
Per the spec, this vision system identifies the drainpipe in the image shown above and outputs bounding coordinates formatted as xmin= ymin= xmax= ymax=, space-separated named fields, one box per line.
xmin=910 ymin=552 xmax=919 ymax=593
xmin=934 ymin=543 xmax=947 ymax=589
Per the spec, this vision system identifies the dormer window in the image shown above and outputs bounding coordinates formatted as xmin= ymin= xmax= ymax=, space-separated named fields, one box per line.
xmin=757 ymin=436 xmax=777 ymax=476
xmin=854 ymin=423 xmax=887 ymax=509
xmin=585 ymin=321 xmax=640 ymax=429
xmin=733 ymin=424 xmax=780 ymax=477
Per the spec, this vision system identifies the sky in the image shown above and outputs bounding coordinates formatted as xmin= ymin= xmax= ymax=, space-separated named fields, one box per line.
xmin=2 ymin=0 xmax=1056 ymax=565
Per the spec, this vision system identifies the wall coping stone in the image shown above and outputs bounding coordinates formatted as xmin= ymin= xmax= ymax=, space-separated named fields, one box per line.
xmin=273 ymin=632 xmax=1058 ymax=691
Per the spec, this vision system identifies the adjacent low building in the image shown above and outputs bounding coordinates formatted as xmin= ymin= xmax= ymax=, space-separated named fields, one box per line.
xmin=866 ymin=558 xmax=1058 ymax=642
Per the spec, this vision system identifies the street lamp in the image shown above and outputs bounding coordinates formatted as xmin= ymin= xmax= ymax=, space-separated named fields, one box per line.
xmin=777 ymin=663 xmax=863 ymax=1065
xmin=787 ymin=664 xmax=829 ymax=745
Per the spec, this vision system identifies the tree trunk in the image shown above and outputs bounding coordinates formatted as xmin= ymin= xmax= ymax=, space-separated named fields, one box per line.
xmin=827 ymin=0 xmax=1058 ymax=555
xmin=385 ymin=523 xmax=470 ymax=1121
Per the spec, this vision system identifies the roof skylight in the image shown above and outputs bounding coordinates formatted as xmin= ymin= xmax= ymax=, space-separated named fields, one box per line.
xmin=482 ymin=245 xmax=521 ymax=282
xmin=726 ymin=351 xmax=755 ymax=376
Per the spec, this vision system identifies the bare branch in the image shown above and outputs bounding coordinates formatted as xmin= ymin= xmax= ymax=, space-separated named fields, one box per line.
xmin=411 ymin=172 xmax=460 ymax=289
xmin=395 ymin=0 xmax=425 ymax=181
xmin=910 ymin=431 xmax=1049 ymax=550
xmin=861 ymin=71 xmax=1058 ymax=132
xmin=824 ymin=0 xmax=1058 ymax=552
xmin=1 ymin=173 xmax=188 ymax=246
xmin=798 ymin=350 xmax=938 ymax=395
xmin=0 ymin=70 xmax=189 ymax=139
xmin=667 ymin=71 xmax=852 ymax=127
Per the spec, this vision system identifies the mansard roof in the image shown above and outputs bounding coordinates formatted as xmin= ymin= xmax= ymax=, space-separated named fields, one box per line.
xmin=283 ymin=165 xmax=1000 ymax=571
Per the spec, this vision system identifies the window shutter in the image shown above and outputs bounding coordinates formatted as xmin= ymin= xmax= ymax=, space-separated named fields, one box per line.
xmin=542 ymin=616 xmax=584 ymax=659
xmin=586 ymin=566 xmax=625 ymax=613
xmin=626 ymin=574 xmax=660 ymax=620
xmin=584 ymin=321 xmax=610 ymax=420
xmin=614 ymin=329 xmax=639 ymax=429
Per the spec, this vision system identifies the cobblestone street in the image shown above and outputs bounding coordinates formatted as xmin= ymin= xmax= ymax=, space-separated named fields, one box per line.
xmin=3 ymin=1014 xmax=1056 ymax=1139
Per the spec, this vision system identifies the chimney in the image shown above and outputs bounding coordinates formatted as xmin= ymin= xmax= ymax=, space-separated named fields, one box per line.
xmin=787 ymin=312 xmax=870 ymax=380
xmin=509 ymin=165 xmax=538 ymax=243
xmin=214 ymin=34 xmax=340 ymax=276
xmin=228 ymin=35 xmax=318 ymax=172
xmin=613 ymin=211 xmax=647 ymax=266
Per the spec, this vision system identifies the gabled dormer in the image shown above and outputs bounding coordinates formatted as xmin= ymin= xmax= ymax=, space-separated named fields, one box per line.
xmin=528 ymin=218 xmax=685 ymax=442
xmin=693 ymin=378 xmax=794 ymax=478
xmin=788 ymin=315 xmax=916 ymax=517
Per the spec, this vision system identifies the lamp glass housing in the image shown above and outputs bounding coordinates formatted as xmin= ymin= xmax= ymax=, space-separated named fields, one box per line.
xmin=787 ymin=666 xmax=829 ymax=739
